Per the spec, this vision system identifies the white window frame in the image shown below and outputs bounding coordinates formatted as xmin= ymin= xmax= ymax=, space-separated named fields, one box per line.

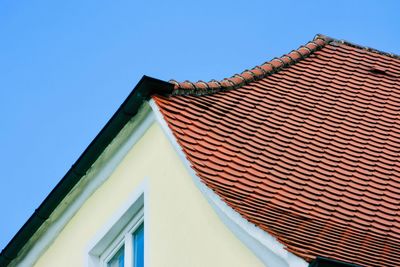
xmin=100 ymin=208 xmax=144 ymax=267
xmin=87 ymin=183 xmax=147 ymax=267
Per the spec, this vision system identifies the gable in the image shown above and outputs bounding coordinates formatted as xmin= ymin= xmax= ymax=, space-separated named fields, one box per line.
xmin=0 ymin=77 xmax=174 ymax=266
xmin=10 ymin=105 xmax=266 ymax=267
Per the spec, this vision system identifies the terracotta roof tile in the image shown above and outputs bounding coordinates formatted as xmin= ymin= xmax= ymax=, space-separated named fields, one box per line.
xmin=153 ymin=34 xmax=400 ymax=267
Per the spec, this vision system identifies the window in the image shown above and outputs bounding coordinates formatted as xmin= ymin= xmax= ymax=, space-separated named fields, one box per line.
xmin=107 ymin=246 xmax=124 ymax=267
xmin=132 ymin=224 xmax=144 ymax=267
xmin=100 ymin=209 xmax=144 ymax=267
xmin=89 ymin=193 xmax=145 ymax=267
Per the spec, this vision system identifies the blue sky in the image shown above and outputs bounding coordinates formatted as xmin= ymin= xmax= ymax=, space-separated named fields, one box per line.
xmin=0 ymin=0 xmax=399 ymax=250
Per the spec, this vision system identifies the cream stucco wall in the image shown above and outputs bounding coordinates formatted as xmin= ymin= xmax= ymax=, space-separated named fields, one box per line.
xmin=32 ymin=118 xmax=264 ymax=267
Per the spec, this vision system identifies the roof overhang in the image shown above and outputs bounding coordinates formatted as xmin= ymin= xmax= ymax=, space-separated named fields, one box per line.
xmin=0 ymin=76 xmax=173 ymax=266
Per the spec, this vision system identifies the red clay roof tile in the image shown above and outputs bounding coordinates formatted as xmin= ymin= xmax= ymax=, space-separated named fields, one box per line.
xmin=153 ymin=34 xmax=400 ymax=267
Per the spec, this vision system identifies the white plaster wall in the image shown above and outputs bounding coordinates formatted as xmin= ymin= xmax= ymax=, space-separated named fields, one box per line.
xmin=32 ymin=122 xmax=265 ymax=267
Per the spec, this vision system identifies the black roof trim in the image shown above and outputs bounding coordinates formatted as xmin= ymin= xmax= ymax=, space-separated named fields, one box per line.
xmin=0 ymin=76 xmax=173 ymax=267
xmin=309 ymin=256 xmax=363 ymax=267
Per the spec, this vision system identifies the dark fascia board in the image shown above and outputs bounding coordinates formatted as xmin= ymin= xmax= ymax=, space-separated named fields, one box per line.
xmin=0 ymin=75 xmax=173 ymax=267
xmin=309 ymin=256 xmax=363 ymax=267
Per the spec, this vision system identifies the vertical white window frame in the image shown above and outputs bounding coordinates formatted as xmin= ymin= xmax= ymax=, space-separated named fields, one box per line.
xmin=87 ymin=181 xmax=147 ymax=267
xmin=99 ymin=209 xmax=144 ymax=267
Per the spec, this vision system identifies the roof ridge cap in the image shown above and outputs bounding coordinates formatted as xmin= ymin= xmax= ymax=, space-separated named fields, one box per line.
xmin=316 ymin=33 xmax=400 ymax=60
xmin=170 ymin=35 xmax=328 ymax=96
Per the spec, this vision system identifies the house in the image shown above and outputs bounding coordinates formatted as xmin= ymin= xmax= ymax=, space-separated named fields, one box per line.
xmin=1 ymin=34 xmax=399 ymax=267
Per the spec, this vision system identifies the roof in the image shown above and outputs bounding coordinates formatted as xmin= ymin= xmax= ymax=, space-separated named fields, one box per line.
xmin=153 ymin=34 xmax=400 ymax=267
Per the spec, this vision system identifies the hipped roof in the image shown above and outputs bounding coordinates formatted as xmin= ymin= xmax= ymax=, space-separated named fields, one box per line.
xmin=154 ymin=34 xmax=400 ymax=267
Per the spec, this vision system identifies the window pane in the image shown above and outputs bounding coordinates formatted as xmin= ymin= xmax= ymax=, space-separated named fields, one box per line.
xmin=107 ymin=246 xmax=124 ymax=267
xmin=133 ymin=224 xmax=144 ymax=267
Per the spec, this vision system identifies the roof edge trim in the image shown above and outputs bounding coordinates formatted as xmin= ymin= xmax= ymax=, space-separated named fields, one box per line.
xmin=13 ymin=107 xmax=155 ymax=267
xmin=169 ymin=35 xmax=329 ymax=96
xmin=0 ymin=76 xmax=174 ymax=267
xmin=149 ymin=99 xmax=308 ymax=267
xmin=320 ymin=33 xmax=400 ymax=60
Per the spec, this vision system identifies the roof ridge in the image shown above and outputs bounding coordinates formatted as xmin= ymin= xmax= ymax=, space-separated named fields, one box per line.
xmin=169 ymin=34 xmax=400 ymax=96
xmin=317 ymin=33 xmax=400 ymax=60
xmin=169 ymin=35 xmax=330 ymax=96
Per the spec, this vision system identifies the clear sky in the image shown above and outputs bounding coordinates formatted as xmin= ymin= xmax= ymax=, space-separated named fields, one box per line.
xmin=0 ymin=0 xmax=399 ymax=250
